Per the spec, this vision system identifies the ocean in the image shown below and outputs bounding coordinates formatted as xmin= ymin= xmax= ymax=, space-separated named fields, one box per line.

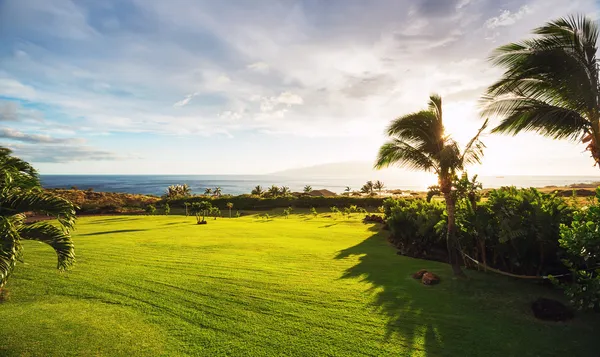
xmin=39 ymin=175 xmax=600 ymax=196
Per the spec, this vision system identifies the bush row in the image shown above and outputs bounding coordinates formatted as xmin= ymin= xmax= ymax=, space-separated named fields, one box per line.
xmin=166 ymin=195 xmax=387 ymax=211
xmin=384 ymin=187 xmax=573 ymax=276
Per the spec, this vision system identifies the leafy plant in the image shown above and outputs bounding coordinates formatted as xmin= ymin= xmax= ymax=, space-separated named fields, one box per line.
xmin=204 ymin=188 xmax=213 ymax=196
xmin=214 ymin=187 xmax=222 ymax=197
xmin=184 ymin=202 xmax=190 ymax=216
xmin=303 ymin=185 xmax=312 ymax=194
xmin=268 ymin=185 xmax=280 ymax=197
xmin=283 ymin=206 xmax=293 ymax=219
xmin=310 ymin=207 xmax=318 ymax=217
xmin=191 ymin=201 xmax=212 ymax=224
xmin=374 ymin=180 xmax=385 ymax=194
xmin=558 ymin=188 xmax=600 ymax=310
xmin=145 ymin=204 xmax=156 ymax=215
xmin=164 ymin=203 xmax=170 ymax=216
xmin=0 ymin=148 xmax=77 ymax=290
xmin=330 ymin=206 xmax=340 ymax=216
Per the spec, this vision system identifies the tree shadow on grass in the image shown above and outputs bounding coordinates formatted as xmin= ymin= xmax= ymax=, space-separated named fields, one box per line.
xmin=333 ymin=228 xmax=597 ymax=357
xmin=81 ymin=229 xmax=148 ymax=236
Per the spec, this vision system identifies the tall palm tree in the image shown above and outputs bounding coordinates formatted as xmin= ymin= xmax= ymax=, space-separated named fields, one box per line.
xmin=374 ymin=180 xmax=385 ymax=193
xmin=251 ymin=185 xmax=264 ymax=196
xmin=214 ymin=187 xmax=222 ymax=197
xmin=375 ymin=94 xmax=488 ymax=276
xmin=226 ymin=202 xmax=233 ymax=218
xmin=204 ymin=188 xmax=212 ymax=196
xmin=303 ymin=185 xmax=312 ymax=194
xmin=482 ymin=15 xmax=600 ymax=165
xmin=181 ymin=184 xmax=192 ymax=196
xmin=280 ymin=186 xmax=290 ymax=196
xmin=268 ymin=185 xmax=280 ymax=197
xmin=344 ymin=186 xmax=351 ymax=193
xmin=0 ymin=148 xmax=77 ymax=289
xmin=184 ymin=201 xmax=190 ymax=216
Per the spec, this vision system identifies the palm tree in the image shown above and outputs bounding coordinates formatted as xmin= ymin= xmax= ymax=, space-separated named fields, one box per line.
xmin=303 ymin=185 xmax=312 ymax=194
xmin=226 ymin=202 xmax=233 ymax=218
xmin=184 ymin=202 xmax=190 ymax=216
xmin=214 ymin=187 xmax=222 ymax=197
xmin=345 ymin=186 xmax=351 ymax=193
xmin=375 ymin=94 xmax=487 ymax=276
xmin=482 ymin=15 xmax=600 ymax=165
xmin=280 ymin=186 xmax=290 ymax=196
xmin=251 ymin=185 xmax=264 ymax=196
xmin=204 ymin=188 xmax=212 ymax=196
xmin=268 ymin=185 xmax=280 ymax=197
xmin=181 ymin=184 xmax=192 ymax=196
xmin=191 ymin=201 xmax=212 ymax=223
xmin=0 ymin=148 xmax=77 ymax=290
xmin=374 ymin=180 xmax=385 ymax=194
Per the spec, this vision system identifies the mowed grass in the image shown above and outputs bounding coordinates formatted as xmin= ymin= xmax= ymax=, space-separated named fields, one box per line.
xmin=1 ymin=214 xmax=598 ymax=356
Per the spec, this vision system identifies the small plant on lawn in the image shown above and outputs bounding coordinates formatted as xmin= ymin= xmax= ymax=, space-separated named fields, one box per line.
xmin=235 ymin=210 xmax=241 ymax=218
xmin=210 ymin=207 xmax=221 ymax=220
xmin=145 ymin=204 xmax=156 ymax=215
xmin=164 ymin=203 xmax=170 ymax=216
xmin=226 ymin=202 xmax=234 ymax=218
xmin=344 ymin=207 xmax=352 ymax=218
xmin=184 ymin=202 xmax=190 ymax=216
xmin=330 ymin=206 xmax=340 ymax=216
xmin=191 ymin=201 xmax=212 ymax=224
xmin=310 ymin=207 xmax=318 ymax=218
xmin=283 ymin=207 xmax=293 ymax=219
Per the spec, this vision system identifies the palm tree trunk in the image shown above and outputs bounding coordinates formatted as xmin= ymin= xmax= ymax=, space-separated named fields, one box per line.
xmin=444 ymin=192 xmax=465 ymax=277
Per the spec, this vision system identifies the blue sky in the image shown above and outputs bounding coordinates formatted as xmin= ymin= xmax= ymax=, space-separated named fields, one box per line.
xmin=0 ymin=0 xmax=599 ymax=175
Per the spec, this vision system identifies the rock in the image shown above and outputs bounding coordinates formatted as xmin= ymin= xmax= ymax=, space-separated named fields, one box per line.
xmin=421 ymin=272 xmax=440 ymax=285
xmin=412 ymin=269 xmax=428 ymax=279
xmin=531 ymin=298 xmax=573 ymax=321
xmin=197 ymin=221 xmax=208 ymax=225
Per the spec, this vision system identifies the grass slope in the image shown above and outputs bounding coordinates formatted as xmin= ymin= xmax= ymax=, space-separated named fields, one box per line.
xmin=1 ymin=214 xmax=598 ymax=356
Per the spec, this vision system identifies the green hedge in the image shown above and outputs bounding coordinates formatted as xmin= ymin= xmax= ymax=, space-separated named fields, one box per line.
xmin=166 ymin=195 xmax=386 ymax=211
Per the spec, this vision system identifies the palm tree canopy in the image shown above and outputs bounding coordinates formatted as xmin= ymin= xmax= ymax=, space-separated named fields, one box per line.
xmin=376 ymin=94 xmax=488 ymax=181
xmin=0 ymin=148 xmax=77 ymax=289
xmin=482 ymin=15 xmax=599 ymax=145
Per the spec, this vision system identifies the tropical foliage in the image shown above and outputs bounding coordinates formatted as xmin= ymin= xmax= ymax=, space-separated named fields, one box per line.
xmin=483 ymin=15 xmax=600 ymax=166
xmin=375 ymin=94 xmax=488 ymax=275
xmin=0 ymin=148 xmax=77 ymax=290
xmin=251 ymin=185 xmax=264 ymax=196
xmin=191 ymin=201 xmax=212 ymax=224
xmin=558 ymin=188 xmax=600 ymax=310
xmin=165 ymin=184 xmax=192 ymax=199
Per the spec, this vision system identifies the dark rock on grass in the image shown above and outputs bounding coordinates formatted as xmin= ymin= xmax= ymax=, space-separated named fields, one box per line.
xmin=197 ymin=221 xmax=207 ymax=225
xmin=412 ymin=269 xmax=428 ymax=279
xmin=422 ymin=272 xmax=440 ymax=285
xmin=362 ymin=214 xmax=385 ymax=224
xmin=531 ymin=298 xmax=574 ymax=321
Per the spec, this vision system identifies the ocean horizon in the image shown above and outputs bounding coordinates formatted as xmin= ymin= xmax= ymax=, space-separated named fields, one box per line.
xmin=40 ymin=174 xmax=600 ymax=196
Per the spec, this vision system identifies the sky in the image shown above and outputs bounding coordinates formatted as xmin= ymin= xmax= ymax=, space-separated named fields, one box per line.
xmin=0 ymin=0 xmax=599 ymax=176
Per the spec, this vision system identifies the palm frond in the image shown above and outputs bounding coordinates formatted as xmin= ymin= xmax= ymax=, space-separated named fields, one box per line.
xmin=461 ymin=119 xmax=488 ymax=166
xmin=374 ymin=139 xmax=439 ymax=173
xmin=0 ymin=215 xmax=25 ymax=288
xmin=483 ymin=14 xmax=599 ymax=143
xmin=1 ymin=189 xmax=77 ymax=231
xmin=386 ymin=110 xmax=443 ymax=156
xmin=484 ymin=97 xmax=590 ymax=140
xmin=19 ymin=222 xmax=75 ymax=270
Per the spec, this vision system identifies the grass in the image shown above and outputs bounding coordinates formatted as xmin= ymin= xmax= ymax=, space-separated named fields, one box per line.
xmin=1 ymin=213 xmax=598 ymax=356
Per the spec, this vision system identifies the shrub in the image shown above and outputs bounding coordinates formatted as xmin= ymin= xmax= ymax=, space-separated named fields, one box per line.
xmin=145 ymin=204 xmax=156 ymax=215
xmin=385 ymin=198 xmax=445 ymax=260
xmin=310 ymin=207 xmax=318 ymax=217
xmin=164 ymin=203 xmax=170 ymax=215
xmin=557 ymin=188 xmax=600 ymax=310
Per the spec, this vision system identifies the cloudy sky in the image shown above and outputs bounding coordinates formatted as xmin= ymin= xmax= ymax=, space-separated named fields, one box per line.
xmin=0 ymin=0 xmax=599 ymax=176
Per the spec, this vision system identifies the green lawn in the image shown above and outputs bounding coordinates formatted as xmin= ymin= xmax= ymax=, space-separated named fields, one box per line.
xmin=1 ymin=214 xmax=598 ymax=356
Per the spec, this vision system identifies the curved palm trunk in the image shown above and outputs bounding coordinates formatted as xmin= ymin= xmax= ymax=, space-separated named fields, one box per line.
xmin=443 ymin=192 xmax=465 ymax=277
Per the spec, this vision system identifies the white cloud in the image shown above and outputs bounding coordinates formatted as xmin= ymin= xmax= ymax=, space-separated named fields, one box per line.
xmin=485 ymin=5 xmax=532 ymax=29
xmin=276 ymin=91 xmax=303 ymax=106
xmin=247 ymin=61 xmax=270 ymax=73
xmin=173 ymin=92 xmax=198 ymax=107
